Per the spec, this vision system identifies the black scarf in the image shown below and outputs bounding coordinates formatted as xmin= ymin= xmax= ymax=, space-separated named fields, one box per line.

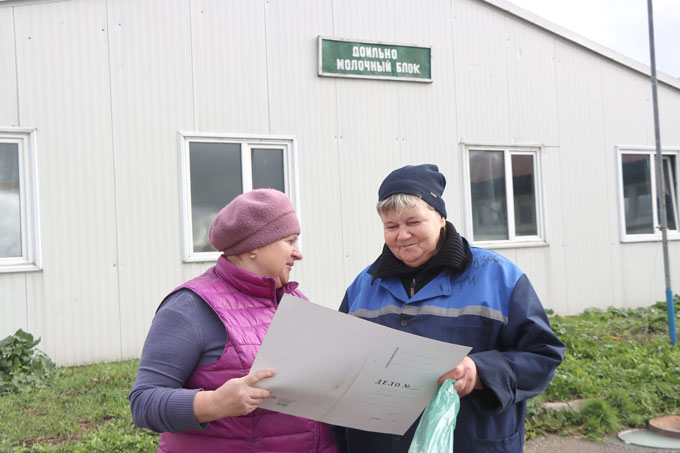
xmin=369 ymin=221 xmax=470 ymax=297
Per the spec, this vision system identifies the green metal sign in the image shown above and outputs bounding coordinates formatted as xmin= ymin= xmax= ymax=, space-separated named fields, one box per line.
xmin=318 ymin=36 xmax=432 ymax=82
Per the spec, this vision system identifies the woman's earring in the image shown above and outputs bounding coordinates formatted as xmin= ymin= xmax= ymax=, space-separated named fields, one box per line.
xmin=249 ymin=253 xmax=257 ymax=260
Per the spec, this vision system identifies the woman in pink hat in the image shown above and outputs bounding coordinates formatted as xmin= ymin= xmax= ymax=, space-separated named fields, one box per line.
xmin=130 ymin=189 xmax=338 ymax=453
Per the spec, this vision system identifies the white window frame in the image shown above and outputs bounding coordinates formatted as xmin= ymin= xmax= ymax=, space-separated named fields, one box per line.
xmin=178 ymin=132 xmax=299 ymax=262
xmin=617 ymin=146 xmax=680 ymax=243
xmin=462 ymin=145 xmax=546 ymax=248
xmin=0 ymin=127 xmax=41 ymax=273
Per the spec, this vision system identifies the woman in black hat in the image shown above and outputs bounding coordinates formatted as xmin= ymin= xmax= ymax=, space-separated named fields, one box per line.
xmin=334 ymin=164 xmax=565 ymax=453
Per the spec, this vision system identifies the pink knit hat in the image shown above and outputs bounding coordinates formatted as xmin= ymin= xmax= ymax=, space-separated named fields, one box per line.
xmin=209 ymin=189 xmax=300 ymax=255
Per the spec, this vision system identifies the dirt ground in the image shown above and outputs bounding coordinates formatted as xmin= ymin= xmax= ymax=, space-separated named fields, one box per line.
xmin=524 ymin=435 xmax=678 ymax=452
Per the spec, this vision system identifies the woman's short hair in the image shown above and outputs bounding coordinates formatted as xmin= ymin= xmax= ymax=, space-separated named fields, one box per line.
xmin=376 ymin=193 xmax=436 ymax=217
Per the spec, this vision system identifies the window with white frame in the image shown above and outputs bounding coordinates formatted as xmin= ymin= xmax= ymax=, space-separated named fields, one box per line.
xmin=178 ymin=132 xmax=298 ymax=261
xmin=617 ymin=147 xmax=679 ymax=241
xmin=0 ymin=128 xmax=40 ymax=272
xmin=465 ymin=147 xmax=543 ymax=245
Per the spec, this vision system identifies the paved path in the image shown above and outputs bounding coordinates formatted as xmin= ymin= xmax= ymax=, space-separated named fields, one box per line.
xmin=525 ymin=435 xmax=678 ymax=452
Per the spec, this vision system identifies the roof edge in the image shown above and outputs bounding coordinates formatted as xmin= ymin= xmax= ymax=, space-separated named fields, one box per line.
xmin=480 ymin=0 xmax=680 ymax=91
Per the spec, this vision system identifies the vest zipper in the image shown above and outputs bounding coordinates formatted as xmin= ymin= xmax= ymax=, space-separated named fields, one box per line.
xmin=410 ymin=278 xmax=416 ymax=298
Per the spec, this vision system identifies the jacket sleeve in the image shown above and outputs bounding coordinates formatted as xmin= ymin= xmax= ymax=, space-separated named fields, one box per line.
xmin=469 ymin=274 xmax=565 ymax=415
xmin=338 ymin=291 xmax=350 ymax=313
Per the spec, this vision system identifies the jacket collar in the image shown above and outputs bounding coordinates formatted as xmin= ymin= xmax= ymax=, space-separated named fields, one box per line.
xmin=215 ymin=255 xmax=299 ymax=302
xmin=368 ymin=221 xmax=470 ymax=281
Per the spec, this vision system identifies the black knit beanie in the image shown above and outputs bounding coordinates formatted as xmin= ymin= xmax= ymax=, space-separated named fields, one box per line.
xmin=378 ymin=164 xmax=447 ymax=217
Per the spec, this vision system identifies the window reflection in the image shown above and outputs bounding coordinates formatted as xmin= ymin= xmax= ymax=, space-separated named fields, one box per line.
xmin=469 ymin=150 xmax=508 ymax=241
xmin=662 ymin=156 xmax=678 ymax=231
xmin=252 ymin=148 xmax=284 ymax=192
xmin=621 ymin=154 xmax=654 ymax=234
xmin=189 ymin=142 xmax=242 ymax=252
xmin=512 ymin=155 xmax=537 ymax=236
xmin=0 ymin=143 xmax=21 ymax=258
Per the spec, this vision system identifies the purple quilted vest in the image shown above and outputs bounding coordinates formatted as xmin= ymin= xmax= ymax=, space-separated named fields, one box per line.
xmin=158 ymin=256 xmax=338 ymax=453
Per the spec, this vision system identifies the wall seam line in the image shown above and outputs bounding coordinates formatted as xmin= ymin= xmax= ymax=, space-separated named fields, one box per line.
xmin=103 ymin=0 xmax=124 ymax=360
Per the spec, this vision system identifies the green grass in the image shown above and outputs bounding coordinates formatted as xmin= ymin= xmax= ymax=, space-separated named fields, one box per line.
xmin=1 ymin=298 xmax=679 ymax=450
xmin=525 ymin=298 xmax=680 ymax=440
xmin=0 ymin=360 xmax=157 ymax=452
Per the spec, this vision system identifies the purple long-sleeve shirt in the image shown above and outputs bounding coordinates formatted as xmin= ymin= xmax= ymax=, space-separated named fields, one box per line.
xmin=129 ymin=289 xmax=226 ymax=433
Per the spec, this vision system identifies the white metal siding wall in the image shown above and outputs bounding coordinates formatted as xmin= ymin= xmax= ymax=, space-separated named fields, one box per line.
xmin=454 ymin=0 xmax=680 ymax=315
xmin=553 ymin=42 xmax=613 ymax=315
xmin=0 ymin=8 xmax=17 ymax=125
xmin=0 ymin=9 xmax=26 ymax=338
xmin=453 ymin=0 xmax=511 ymax=144
xmin=13 ymin=0 xmax=121 ymax=364
xmin=393 ymin=0 xmax=462 ymax=230
xmin=263 ymin=0 xmax=348 ymax=304
xmin=602 ymin=66 xmax=657 ymax=309
xmin=332 ymin=0 xmax=403 ymax=288
xmin=504 ymin=18 xmax=560 ymax=146
xmin=106 ymin=0 xmax=195 ymax=362
xmin=192 ymin=1 xmax=270 ymax=134
xmin=330 ymin=0 xmax=471 ymax=291
xmin=0 ymin=0 xmax=679 ymax=365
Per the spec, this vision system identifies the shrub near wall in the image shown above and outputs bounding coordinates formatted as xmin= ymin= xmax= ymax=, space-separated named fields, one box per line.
xmin=0 ymin=329 xmax=55 ymax=395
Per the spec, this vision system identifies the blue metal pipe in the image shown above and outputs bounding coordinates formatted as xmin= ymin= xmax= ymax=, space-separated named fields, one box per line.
xmin=648 ymin=0 xmax=676 ymax=346
xmin=666 ymin=289 xmax=677 ymax=345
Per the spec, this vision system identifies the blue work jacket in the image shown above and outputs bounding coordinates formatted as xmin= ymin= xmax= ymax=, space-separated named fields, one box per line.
xmin=337 ymin=246 xmax=565 ymax=453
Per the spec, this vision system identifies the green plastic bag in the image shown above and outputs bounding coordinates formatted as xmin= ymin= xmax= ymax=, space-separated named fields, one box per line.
xmin=408 ymin=379 xmax=460 ymax=453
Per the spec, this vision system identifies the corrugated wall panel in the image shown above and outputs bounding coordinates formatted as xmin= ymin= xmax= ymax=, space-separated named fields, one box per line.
xmin=659 ymin=85 xmax=680 ymax=144
xmin=333 ymin=0 xmax=395 ymax=42
xmin=452 ymin=0 xmax=510 ymax=143
xmin=535 ymin=145 xmax=569 ymax=313
xmin=600 ymin=65 xmax=655 ymax=308
xmin=331 ymin=0 xmax=404 ymax=287
xmin=25 ymin=271 xmax=45 ymax=340
xmin=14 ymin=0 xmax=119 ymax=365
xmin=503 ymin=14 xmax=559 ymax=146
xmin=264 ymin=0 xmax=344 ymax=307
xmin=0 ymin=7 xmax=18 ymax=125
xmin=553 ymin=42 xmax=614 ymax=314
xmin=601 ymin=67 xmax=654 ymax=144
xmin=0 ymin=274 xmax=27 ymax=338
xmin=620 ymin=243 xmax=668 ymax=307
xmin=191 ymin=0 xmax=269 ymax=133
xmin=0 ymin=6 xmax=39 ymax=343
xmin=106 ymin=0 xmax=195 ymax=359
xmin=394 ymin=0 xmax=463 ymax=226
